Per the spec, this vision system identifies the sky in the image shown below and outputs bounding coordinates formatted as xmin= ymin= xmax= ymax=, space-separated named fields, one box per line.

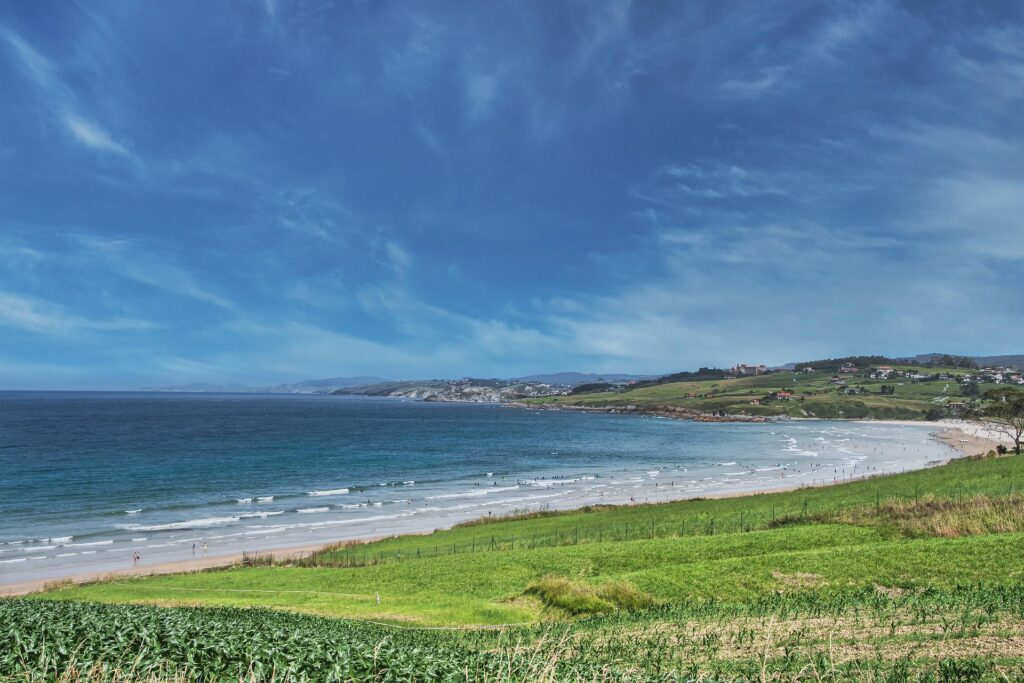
xmin=1 ymin=0 xmax=1022 ymax=389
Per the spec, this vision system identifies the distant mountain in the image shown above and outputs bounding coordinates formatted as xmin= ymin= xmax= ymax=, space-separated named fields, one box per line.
xmin=911 ymin=353 xmax=1024 ymax=368
xmin=279 ymin=376 xmax=392 ymax=390
xmin=512 ymin=372 xmax=655 ymax=386
xmin=333 ymin=378 xmax=570 ymax=402
xmin=780 ymin=353 xmax=1023 ymax=371
xmin=973 ymin=355 xmax=1024 ymax=368
xmin=140 ymin=382 xmax=254 ymax=393
xmin=142 ymin=376 xmax=391 ymax=394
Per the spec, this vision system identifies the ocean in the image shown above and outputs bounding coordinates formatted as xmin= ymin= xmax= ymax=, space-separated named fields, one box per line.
xmin=0 ymin=391 xmax=953 ymax=584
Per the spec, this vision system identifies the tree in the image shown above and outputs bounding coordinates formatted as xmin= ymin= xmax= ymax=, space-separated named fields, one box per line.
xmin=980 ymin=388 xmax=1024 ymax=454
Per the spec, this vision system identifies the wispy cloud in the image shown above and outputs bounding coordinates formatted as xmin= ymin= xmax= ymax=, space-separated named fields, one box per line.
xmin=63 ymin=113 xmax=133 ymax=157
xmin=72 ymin=235 xmax=234 ymax=309
xmin=0 ymin=291 xmax=157 ymax=337
xmin=719 ymin=65 xmax=788 ymax=97
xmin=1 ymin=21 xmax=138 ymax=162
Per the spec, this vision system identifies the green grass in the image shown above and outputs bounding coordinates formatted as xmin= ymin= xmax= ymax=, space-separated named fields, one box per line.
xmin=37 ymin=455 xmax=1024 ymax=627
xmin=39 ymin=525 xmax=1024 ymax=626
xmin=300 ymin=451 xmax=1024 ymax=566
xmin=11 ymin=454 xmax=1024 ymax=680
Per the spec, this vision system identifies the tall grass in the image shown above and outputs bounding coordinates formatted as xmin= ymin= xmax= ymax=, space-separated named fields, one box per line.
xmin=525 ymin=576 xmax=654 ymax=615
xmin=770 ymin=492 xmax=1024 ymax=538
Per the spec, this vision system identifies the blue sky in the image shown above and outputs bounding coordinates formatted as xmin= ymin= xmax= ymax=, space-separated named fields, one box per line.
xmin=1 ymin=1 xmax=1022 ymax=389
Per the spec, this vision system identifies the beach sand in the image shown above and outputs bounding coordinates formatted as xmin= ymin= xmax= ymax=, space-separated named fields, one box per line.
xmin=0 ymin=541 xmax=339 ymax=597
xmin=848 ymin=418 xmax=1009 ymax=454
xmin=5 ymin=420 xmax=1001 ymax=598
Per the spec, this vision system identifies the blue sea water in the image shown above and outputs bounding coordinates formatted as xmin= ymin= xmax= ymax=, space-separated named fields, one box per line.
xmin=0 ymin=391 xmax=952 ymax=584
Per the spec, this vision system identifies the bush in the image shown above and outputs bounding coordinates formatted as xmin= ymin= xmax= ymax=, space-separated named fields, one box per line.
xmin=596 ymin=580 xmax=655 ymax=612
xmin=526 ymin=576 xmax=654 ymax=615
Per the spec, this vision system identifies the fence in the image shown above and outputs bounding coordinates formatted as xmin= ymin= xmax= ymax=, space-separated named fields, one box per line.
xmin=277 ymin=473 xmax=1020 ymax=570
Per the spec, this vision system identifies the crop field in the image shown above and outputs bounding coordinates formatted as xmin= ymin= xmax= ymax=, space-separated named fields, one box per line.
xmin=7 ymin=585 xmax=1024 ymax=681
xmin=9 ymin=453 xmax=1024 ymax=680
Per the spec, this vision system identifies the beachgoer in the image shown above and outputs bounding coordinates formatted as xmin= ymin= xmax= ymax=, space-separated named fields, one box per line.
xmin=192 ymin=542 xmax=196 ymax=558
xmin=202 ymin=541 xmax=208 ymax=558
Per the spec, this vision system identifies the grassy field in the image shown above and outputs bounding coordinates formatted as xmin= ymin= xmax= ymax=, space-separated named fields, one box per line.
xmin=8 ymin=451 xmax=1024 ymax=679
xmin=525 ymin=366 xmax=984 ymax=420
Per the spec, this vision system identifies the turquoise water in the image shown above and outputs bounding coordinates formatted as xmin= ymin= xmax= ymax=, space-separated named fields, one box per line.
xmin=0 ymin=392 xmax=951 ymax=583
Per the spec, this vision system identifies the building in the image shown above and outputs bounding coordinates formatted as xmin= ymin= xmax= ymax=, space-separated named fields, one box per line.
xmin=732 ymin=363 xmax=767 ymax=376
xmin=948 ymin=401 xmax=968 ymax=416
xmin=873 ymin=365 xmax=894 ymax=380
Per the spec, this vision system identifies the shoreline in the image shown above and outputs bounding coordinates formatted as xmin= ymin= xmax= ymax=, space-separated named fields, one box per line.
xmin=1 ymin=421 xmax=989 ymax=598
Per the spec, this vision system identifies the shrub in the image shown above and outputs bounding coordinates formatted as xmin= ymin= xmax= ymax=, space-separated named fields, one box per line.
xmin=525 ymin=576 xmax=654 ymax=615
xmin=596 ymin=580 xmax=656 ymax=612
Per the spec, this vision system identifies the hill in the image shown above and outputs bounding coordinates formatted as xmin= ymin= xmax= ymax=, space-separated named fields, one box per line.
xmin=523 ymin=361 xmax=1021 ymax=420
xmin=513 ymin=372 xmax=656 ymax=385
xmin=142 ymin=376 xmax=391 ymax=394
xmin=15 ymin=450 xmax=1024 ymax=680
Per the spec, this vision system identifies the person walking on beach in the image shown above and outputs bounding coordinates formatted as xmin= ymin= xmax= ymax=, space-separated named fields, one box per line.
xmin=192 ymin=541 xmax=196 ymax=558
xmin=202 ymin=541 xmax=208 ymax=558
xmin=132 ymin=551 xmax=140 ymax=567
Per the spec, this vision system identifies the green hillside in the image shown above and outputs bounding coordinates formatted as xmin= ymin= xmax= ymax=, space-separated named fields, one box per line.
xmin=526 ymin=365 xmax=993 ymax=420
xmin=9 ymin=451 xmax=1024 ymax=680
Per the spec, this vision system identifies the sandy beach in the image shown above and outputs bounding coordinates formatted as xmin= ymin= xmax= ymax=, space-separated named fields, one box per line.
xmin=1 ymin=418 xmax=998 ymax=598
xmin=830 ymin=418 xmax=1010 ymax=455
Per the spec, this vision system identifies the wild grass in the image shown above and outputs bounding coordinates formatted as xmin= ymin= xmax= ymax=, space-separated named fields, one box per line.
xmin=525 ymin=576 xmax=654 ymax=615
xmin=289 ymin=452 xmax=1024 ymax=569
xmin=772 ymin=492 xmax=1024 ymax=538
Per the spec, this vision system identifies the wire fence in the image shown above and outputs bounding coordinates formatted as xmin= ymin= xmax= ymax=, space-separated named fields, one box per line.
xmin=270 ymin=476 xmax=1020 ymax=569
